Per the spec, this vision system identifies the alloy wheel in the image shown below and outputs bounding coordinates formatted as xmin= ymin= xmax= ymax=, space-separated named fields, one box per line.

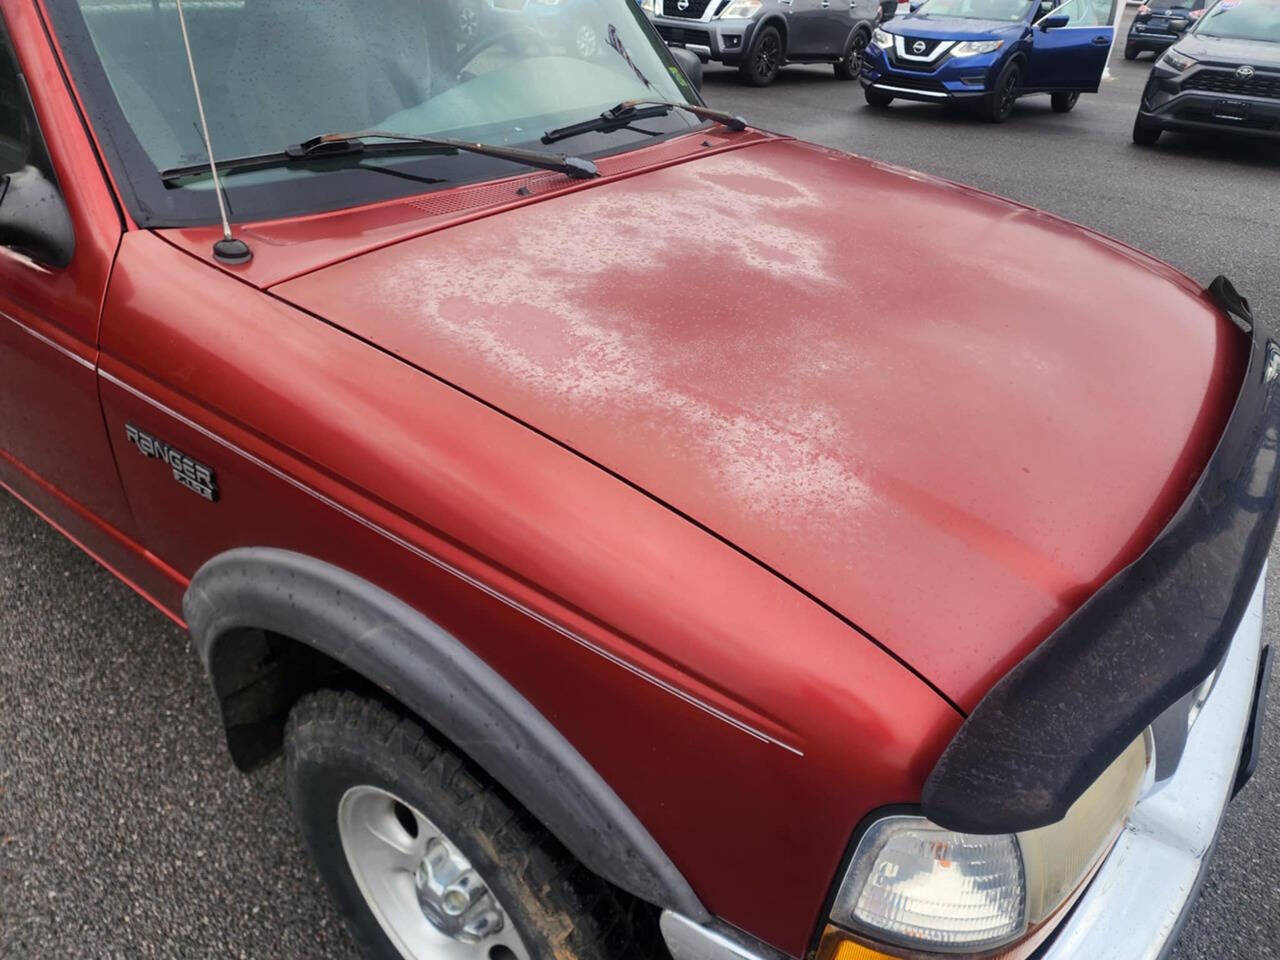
xmin=756 ymin=34 xmax=780 ymax=81
xmin=338 ymin=785 xmax=533 ymax=960
xmin=848 ymin=32 xmax=867 ymax=73
xmin=998 ymin=70 xmax=1019 ymax=117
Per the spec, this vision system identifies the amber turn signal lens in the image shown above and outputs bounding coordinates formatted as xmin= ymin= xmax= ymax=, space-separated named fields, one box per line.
xmin=816 ymin=927 xmax=899 ymax=960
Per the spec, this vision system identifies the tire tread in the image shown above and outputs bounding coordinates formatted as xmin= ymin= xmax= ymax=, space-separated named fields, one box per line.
xmin=284 ymin=690 xmax=662 ymax=960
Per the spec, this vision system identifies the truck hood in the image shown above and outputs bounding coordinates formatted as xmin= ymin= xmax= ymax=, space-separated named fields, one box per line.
xmin=270 ymin=138 xmax=1241 ymax=710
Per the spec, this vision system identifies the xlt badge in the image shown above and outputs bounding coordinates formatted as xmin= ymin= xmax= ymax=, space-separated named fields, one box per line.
xmin=125 ymin=424 xmax=219 ymax=502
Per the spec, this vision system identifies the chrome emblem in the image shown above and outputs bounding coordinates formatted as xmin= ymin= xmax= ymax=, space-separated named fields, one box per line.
xmin=677 ymin=0 xmax=689 ymax=9
xmin=125 ymin=424 xmax=219 ymax=502
xmin=912 ymin=39 xmax=927 ymax=53
xmin=1237 ymin=65 xmax=1256 ymax=79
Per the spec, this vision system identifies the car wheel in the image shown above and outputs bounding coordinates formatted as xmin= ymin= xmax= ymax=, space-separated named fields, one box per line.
xmin=983 ymin=60 xmax=1021 ymax=123
xmin=1123 ymin=42 xmax=1138 ymax=60
xmin=864 ymin=85 xmax=894 ymax=108
xmin=284 ymin=690 xmax=660 ymax=960
xmin=1050 ymin=90 xmax=1079 ymax=113
xmin=1132 ymin=112 xmax=1162 ymax=145
xmin=739 ymin=25 xmax=783 ymax=86
xmin=834 ymin=30 xmax=869 ymax=81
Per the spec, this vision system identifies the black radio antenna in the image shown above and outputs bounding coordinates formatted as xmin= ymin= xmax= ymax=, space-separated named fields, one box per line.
xmin=174 ymin=0 xmax=251 ymax=264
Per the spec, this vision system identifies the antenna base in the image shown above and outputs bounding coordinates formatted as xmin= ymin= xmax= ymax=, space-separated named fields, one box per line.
xmin=213 ymin=237 xmax=252 ymax=264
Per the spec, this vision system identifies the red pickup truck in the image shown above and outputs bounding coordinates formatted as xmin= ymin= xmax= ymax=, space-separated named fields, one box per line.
xmin=1 ymin=1 xmax=1274 ymax=959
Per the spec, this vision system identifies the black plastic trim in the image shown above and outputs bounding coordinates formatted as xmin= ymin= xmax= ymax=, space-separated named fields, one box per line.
xmin=183 ymin=547 xmax=709 ymax=920
xmin=1233 ymin=643 xmax=1272 ymax=797
xmin=924 ymin=278 xmax=1280 ymax=833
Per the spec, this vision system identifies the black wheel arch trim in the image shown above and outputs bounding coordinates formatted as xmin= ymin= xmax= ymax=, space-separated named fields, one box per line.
xmin=924 ymin=277 xmax=1280 ymax=833
xmin=183 ymin=547 xmax=710 ymax=920
xmin=842 ymin=20 xmax=874 ymax=54
xmin=755 ymin=15 xmax=788 ymax=54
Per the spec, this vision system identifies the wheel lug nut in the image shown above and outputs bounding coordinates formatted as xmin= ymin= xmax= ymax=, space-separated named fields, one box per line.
xmin=442 ymin=887 xmax=470 ymax=916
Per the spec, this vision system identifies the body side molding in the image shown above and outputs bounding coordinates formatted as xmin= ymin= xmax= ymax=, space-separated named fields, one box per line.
xmin=183 ymin=547 xmax=709 ymax=921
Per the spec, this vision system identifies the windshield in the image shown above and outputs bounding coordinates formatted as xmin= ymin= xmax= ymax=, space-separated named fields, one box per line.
xmin=48 ymin=0 xmax=698 ymax=224
xmin=914 ymin=0 xmax=1035 ymax=21
xmin=1194 ymin=0 xmax=1280 ymax=39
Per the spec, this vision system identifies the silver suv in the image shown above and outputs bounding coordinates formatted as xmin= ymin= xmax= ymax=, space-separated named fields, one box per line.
xmin=642 ymin=0 xmax=882 ymax=85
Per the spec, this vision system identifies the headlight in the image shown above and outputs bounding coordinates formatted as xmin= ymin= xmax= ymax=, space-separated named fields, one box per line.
xmin=1160 ymin=48 xmax=1198 ymax=71
xmin=718 ymin=0 xmax=762 ymax=16
xmin=637 ymin=0 xmax=659 ymax=12
xmin=871 ymin=27 xmax=895 ymax=49
xmin=951 ymin=39 xmax=1003 ymax=57
xmin=825 ymin=736 xmax=1148 ymax=955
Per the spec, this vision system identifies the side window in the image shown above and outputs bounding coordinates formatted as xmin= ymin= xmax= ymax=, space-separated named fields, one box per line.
xmin=0 ymin=16 xmax=74 ymax=268
xmin=1040 ymin=0 xmax=1115 ymax=24
xmin=0 ymin=24 xmax=31 ymax=176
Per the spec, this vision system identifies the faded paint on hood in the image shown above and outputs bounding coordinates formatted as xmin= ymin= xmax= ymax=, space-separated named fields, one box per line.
xmin=271 ymin=139 xmax=1243 ymax=710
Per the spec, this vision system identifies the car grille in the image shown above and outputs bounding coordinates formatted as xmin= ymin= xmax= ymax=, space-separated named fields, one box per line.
xmin=662 ymin=0 xmax=714 ymax=18
xmin=1183 ymin=69 xmax=1280 ymax=100
xmin=877 ymin=73 xmax=947 ymax=92
xmin=656 ymin=23 xmax=713 ymax=44
xmin=889 ymin=51 xmax=945 ymax=72
xmin=896 ymin=35 xmax=946 ymax=57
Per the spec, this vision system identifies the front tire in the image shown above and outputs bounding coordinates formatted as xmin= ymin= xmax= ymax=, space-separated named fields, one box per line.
xmin=1050 ymin=90 xmax=1079 ymax=113
xmin=1132 ymin=112 xmax=1163 ymax=145
xmin=739 ymin=25 xmax=784 ymax=86
xmin=285 ymin=690 xmax=658 ymax=960
xmin=835 ymin=30 xmax=869 ymax=80
xmin=1123 ymin=42 xmax=1139 ymax=60
xmin=864 ymin=85 xmax=894 ymax=108
xmin=983 ymin=60 xmax=1021 ymax=123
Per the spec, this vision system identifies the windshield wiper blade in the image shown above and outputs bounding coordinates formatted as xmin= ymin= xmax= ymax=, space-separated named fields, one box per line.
xmin=541 ymin=100 xmax=748 ymax=145
xmin=161 ymin=130 xmax=599 ymax=183
xmin=541 ymin=104 xmax=673 ymax=145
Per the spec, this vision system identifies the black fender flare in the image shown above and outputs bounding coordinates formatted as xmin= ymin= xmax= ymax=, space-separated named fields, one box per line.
xmin=841 ymin=19 xmax=874 ymax=58
xmin=752 ymin=14 xmax=789 ymax=57
xmin=183 ymin=547 xmax=709 ymax=920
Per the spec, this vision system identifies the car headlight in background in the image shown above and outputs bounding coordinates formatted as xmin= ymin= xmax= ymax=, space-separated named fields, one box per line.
xmin=718 ymin=0 xmax=762 ymax=16
xmin=1160 ymin=48 xmax=1198 ymax=71
xmin=637 ymin=0 xmax=660 ymax=12
xmin=819 ymin=735 xmax=1149 ymax=957
xmin=951 ymin=39 xmax=1003 ymax=57
xmin=871 ymin=27 xmax=895 ymax=49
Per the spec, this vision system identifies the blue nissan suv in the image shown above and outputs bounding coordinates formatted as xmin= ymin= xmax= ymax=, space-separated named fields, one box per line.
xmin=861 ymin=0 xmax=1119 ymax=121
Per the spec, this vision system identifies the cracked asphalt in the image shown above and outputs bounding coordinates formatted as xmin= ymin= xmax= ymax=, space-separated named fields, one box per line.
xmin=3 ymin=12 xmax=1280 ymax=960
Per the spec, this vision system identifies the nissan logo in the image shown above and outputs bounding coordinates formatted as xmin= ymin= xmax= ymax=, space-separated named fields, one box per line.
xmin=677 ymin=0 xmax=689 ymax=9
xmin=1237 ymin=65 xmax=1256 ymax=79
xmin=912 ymin=39 xmax=927 ymax=53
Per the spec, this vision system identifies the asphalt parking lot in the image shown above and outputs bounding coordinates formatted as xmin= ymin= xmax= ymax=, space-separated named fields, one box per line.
xmin=3 ymin=18 xmax=1280 ymax=960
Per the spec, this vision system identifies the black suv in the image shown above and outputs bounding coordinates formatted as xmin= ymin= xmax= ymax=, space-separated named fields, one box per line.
xmin=1134 ymin=0 xmax=1280 ymax=144
xmin=1124 ymin=0 xmax=1208 ymax=59
xmin=643 ymin=0 xmax=882 ymax=85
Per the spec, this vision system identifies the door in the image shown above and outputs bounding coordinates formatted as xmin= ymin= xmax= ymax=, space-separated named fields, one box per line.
xmin=814 ymin=0 xmax=857 ymax=56
xmin=785 ymin=0 xmax=839 ymax=56
xmin=0 ymin=6 xmax=158 ymax=596
xmin=1025 ymin=0 xmax=1117 ymax=90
